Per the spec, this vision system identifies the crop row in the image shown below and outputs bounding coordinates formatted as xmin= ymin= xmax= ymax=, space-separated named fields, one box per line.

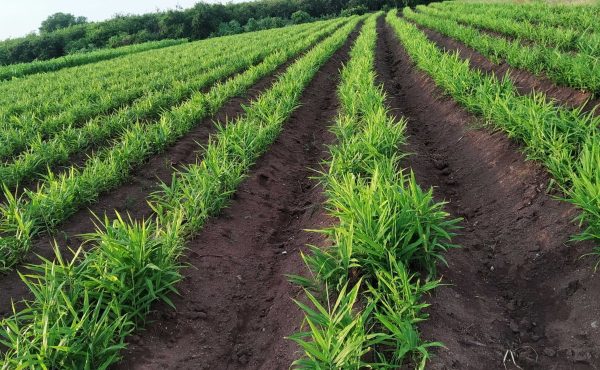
xmin=0 ymin=22 xmax=323 ymax=160
xmin=290 ymin=14 xmax=458 ymax=368
xmin=420 ymin=4 xmax=600 ymax=57
xmin=0 ymin=39 xmax=188 ymax=81
xmin=0 ymin=16 xmax=361 ymax=369
xmin=1 ymin=39 xmax=208 ymax=119
xmin=0 ymin=19 xmax=336 ymax=189
xmin=430 ymin=2 xmax=600 ymax=34
xmin=0 ymin=31 xmax=278 ymax=161
xmin=0 ymin=17 xmax=347 ymax=271
xmin=0 ymin=23 xmax=317 ymax=127
xmin=405 ymin=7 xmax=600 ymax=95
xmin=388 ymin=10 xmax=600 ymax=255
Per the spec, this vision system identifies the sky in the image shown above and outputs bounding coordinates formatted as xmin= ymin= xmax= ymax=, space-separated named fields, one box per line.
xmin=0 ymin=0 xmax=245 ymax=40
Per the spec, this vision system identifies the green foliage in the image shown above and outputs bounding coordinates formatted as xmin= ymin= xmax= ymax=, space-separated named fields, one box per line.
xmin=0 ymin=38 xmax=186 ymax=80
xmin=0 ymin=16 xmax=361 ymax=368
xmin=341 ymin=5 xmax=370 ymax=16
xmin=0 ymin=185 xmax=36 ymax=271
xmin=0 ymin=0 xmax=429 ymax=66
xmin=215 ymin=20 xmax=244 ymax=36
xmin=292 ymin=10 xmax=313 ymax=24
xmin=324 ymin=169 xmax=458 ymax=278
xmin=0 ymin=18 xmax=348 ymax=271
xmin=422 ymin=3 xmax=600 ymax=57
xmin=290 ymin=282 xmax=381 ymax=369
xmin=0 ymin=24 xmax=329 ymax=162
xmin=39 ymin=12 xmax=87 ymax=34
xmin=568 ymin=134 xmax=600 ymax=244
xmin=0 ymin=23 xmax=325 ymax=194
xmin=387 ymin=9 xmax=600 ymax=257
xmin=0 ymin=215 xmax=183 ymax=369
xmin=404 ymin=6 xmax=600 ymax=93
xmin=366 ymin=258 xmax=442 ymax=367
xmin=291 ymin=14 xmax=458 ymax=368
xmin=429 ymin=1 xmax=600 ymax=34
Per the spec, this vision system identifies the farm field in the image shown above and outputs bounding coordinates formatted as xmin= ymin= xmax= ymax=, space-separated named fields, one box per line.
xmin=0 ymin=2 xmax=599 ymax=369
xmin=0 ymin=39 xmax=188 ymax=81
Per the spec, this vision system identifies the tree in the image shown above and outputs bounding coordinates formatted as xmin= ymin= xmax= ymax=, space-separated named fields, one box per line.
xmin=215 ymin=20 xmax=243 ymax=36
xmin=243 ymin=18 xmax=260 ymax=32
xmin=40 ymin=12 xmax=87 ymax=34
xmin=246 ymin=16 xmax=287 ymax=31
xmin=340 ymin=5 xmax=369 ymax=16
xmin=190 ymin=3 xmax=230 ymax=39
xmin=159 ymin=10 xmax=192 ymax=38
xmin=291 ymin=10 xmax=312 ymax=24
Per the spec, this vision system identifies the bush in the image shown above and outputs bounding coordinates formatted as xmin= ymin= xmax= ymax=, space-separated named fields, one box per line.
xmin=291 ymin=10 xmax=312 ymax=24
xmin=215 ymin=20 xmax=243 ymax=36
xmin=107 ymin=33 xmax=135 ymax=48
xmin=341 ymin=5 xmax=369 ymax=17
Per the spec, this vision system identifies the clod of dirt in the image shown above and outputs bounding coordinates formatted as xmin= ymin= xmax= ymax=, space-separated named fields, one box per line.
xmin=433 ymin=159 xmax=448 ymax=170
xmin=565 ymin=280 xmax=581 ymax=297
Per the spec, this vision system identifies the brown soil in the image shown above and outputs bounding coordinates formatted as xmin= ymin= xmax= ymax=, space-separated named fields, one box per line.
xmin=414 ymin=23 xmax=600 ymax=114
xmin=376 ymin=17 xmax=600 ymax=369
xmin=112 ymin=28 xmax=357 ymax=370
xmin=0 ymin=52 xmax=302 ymax=320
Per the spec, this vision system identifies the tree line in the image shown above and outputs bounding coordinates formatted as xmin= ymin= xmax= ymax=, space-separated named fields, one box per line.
xmin=0 ymin=0 xmax=430 ymax=66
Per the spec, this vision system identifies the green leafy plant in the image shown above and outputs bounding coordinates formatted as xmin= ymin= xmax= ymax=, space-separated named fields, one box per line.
xmin=0 ymin=17 xmax=362 ymax=368
xmin=290 ymin=281 xmax=381 ymax=369
xmin=387 ymin=9 xmax=600 ymax=258
xmin=0 ymin=19 xmax=334 ymax=190
xmin=291 ymin=14 xmax=459 ymax=368
xmin=0 ymin=39 xmax=188 ymax=81
xmin=404 ymin=7 xmax=600 ymax=94
xmin=0 ymin=17 xmax=349 ymax=272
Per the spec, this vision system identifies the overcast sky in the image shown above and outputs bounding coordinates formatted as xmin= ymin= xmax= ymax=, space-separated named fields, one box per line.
xmin=0 ymin=0 xmax=245 ymax=40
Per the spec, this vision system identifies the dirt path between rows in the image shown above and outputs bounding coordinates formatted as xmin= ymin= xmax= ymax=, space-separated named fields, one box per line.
xmin=112 ymin=29 xmax=358 ymax=370
xmin=0 ymin=49 xmax=306 ymax=320
xmin=413 ymin=22 xmax=600 ymax=115
xmin=376 ymin=17 xmax=600 ymax=369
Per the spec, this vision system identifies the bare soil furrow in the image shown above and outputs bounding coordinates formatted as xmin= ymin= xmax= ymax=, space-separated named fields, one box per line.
xmin=111 ymin=28 xmax=358 ymax=370
xmin=376 ymin=17 xmax=600 ymax=369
